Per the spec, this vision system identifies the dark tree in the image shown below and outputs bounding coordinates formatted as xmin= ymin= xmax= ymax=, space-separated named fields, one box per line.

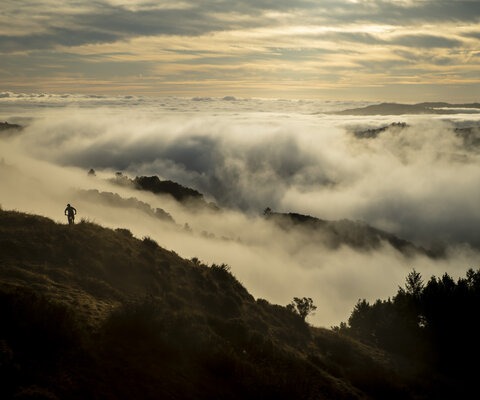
xmin=403 ymin=269 xmax=423 ymax=297
xmin=288 ymin=297 xmax=317 ymax=321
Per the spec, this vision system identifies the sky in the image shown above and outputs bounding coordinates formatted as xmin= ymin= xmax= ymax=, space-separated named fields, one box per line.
xmin=1 ymin=0 xmax=479 ymax=101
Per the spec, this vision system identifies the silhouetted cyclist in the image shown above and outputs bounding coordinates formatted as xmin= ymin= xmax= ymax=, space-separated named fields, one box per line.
xmin=65 ymin=203 xmax=77 ymax=225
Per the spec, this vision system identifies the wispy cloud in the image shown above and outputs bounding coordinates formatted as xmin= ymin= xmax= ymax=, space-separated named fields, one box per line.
xmin=1 ymin=0 xmax=479 ymax=99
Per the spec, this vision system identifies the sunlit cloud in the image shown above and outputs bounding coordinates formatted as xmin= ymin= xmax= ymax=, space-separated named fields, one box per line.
xmin=1 ymin=0 xmax=479 ymax=99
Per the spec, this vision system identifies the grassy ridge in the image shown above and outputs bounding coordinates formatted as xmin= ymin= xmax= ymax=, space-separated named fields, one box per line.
xmin=0 ymin=209 xmax=406 ymax=399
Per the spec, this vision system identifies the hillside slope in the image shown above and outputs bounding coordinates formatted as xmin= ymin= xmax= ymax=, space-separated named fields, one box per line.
xmin=265 ymin=211 xmax=438 ymax=257
xmin=0 ymin=209 xmax=411 ymax=399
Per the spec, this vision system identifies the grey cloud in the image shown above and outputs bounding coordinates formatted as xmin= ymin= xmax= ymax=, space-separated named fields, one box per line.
xmin=0 ymin=2 xmax=230 ymax=53
xmin=0 ymin=51 xmax=154 ymax=80
xmin=354 ymin=58 xmax=414 ymax=72
xmin=310 ymin=0 xmax=480 ymax=24
xmin=0 ymin=0 xmax=312 ymax=53
xmin=387 ymin=50 xmax=458 ymax=68
xmin=37 ymin=128 xmax=327 ymax=212
xmin=391 ymin=34 xmax=463 ymax=49
xmin=82 ymin=6 xmax=223 ymax=37
xmin=315 ymin=31 xmax=384 ymax=45
xmin=463 ymin=31 xmax=480 ymax=40
xmin=0 ymin=28 xmax=120 ymax=53
xmin=1 ymin=0 xmax=479 ymax=53
xmin=219 ymin=0 xmax=480 ymax=31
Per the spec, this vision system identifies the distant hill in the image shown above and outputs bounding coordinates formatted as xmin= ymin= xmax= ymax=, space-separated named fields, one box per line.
xmin=110 ymin=170 xmax=438 ymax=256
xmin=351 ymin=122 xmax=408 ymax=139
xmin=111 ymin=173 xmax=219 ymax=211
xmin=0 ymin=121 xmax=23 ymax=137
xmin=108 ymin=171 xmax=435 ymax=256
xmin=134 ymin=175 xmax=204 ymax=202
xmin=0 ymin=209 xmax=415 ymax=399
xmin=335 ymin=102 xmax=480 ymax=115
xmin=78 ymin=189 xmax=175 ymax=223
xmin=350 ymin=120 xmax=480 ymax=153
xmin=264 ymin=210 xmax=441 ymax=258
xmin=455 ymin=125 xmax=480 ymax=149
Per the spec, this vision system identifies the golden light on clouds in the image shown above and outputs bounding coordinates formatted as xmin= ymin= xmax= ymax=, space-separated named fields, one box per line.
xmin=0 ymin=0 xmax=479 ymax=100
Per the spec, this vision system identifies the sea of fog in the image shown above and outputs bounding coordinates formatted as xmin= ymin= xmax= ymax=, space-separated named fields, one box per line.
xmin=1 ymin=92 xmax=480 ymax=327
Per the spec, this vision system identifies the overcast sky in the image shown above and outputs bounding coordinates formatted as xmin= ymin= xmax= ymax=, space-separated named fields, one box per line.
xmin=1 ymin=0 xmax=479 ymax=100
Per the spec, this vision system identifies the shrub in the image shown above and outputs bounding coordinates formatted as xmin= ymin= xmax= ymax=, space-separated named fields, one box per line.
xmin=210 ymin=263 xmax=231 ymax=276
xmin=115 ymin=227 xmax=133 ymax=238
xmin=142 ymin=236 xmax=158 ymax=249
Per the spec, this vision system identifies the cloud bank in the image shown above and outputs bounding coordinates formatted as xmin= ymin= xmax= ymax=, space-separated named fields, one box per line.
xmin=9 ymin=99 xmax=480 ymax=247
xmin=1 ymin=97 xmax=480 ymax=326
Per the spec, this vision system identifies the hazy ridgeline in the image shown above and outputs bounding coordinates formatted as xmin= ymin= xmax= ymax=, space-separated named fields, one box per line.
xmin=1 ymin=95 xmax=479 ymax=326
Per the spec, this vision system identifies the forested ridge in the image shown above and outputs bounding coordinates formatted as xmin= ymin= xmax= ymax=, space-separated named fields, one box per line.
xmin=337 ymin=268 xmax=480 ymax=398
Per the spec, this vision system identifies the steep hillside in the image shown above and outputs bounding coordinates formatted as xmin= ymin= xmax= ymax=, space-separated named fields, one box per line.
xmin=0 ymin=209 xmax=411 ymax=400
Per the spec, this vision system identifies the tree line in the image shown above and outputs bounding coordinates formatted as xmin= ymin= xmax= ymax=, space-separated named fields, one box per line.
xmin=337 ymin=268 xmax=480 ymax=382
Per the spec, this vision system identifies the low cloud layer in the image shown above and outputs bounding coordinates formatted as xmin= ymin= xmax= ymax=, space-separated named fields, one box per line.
xmin=1 ymin=98 xmax=480 ymax=326
xmin=10 ymin=100 xmax=480 ymax=248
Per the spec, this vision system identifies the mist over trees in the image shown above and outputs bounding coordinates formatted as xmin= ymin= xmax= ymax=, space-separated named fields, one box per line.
xmin=337 ymin=268 xmax=480 ymax=396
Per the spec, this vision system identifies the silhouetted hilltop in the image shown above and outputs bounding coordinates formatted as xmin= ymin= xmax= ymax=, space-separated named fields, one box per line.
xmin=110 ymin=173 xmax=219 ymax=211
xmin=134 ymin=175 xmax=203 ymax=202
xmin=0 ymin=121 xmax=23 ymax=137
xmin=79 ymin=189 xmax=175 ymax=223
xmin=455 ymin=125 xmax=480 ymax=148
xmin=265 ymin=210 xmax=439 ymax=257
xmin=352 ymin=122 xmax=408 ymax=139
xmin=335 ymin=102 xmax=480 ymax=115
xmin=351 ymin=120 xmax=480 ymax=153
xmin=0 ymin=209 xmax=412 ymax=399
